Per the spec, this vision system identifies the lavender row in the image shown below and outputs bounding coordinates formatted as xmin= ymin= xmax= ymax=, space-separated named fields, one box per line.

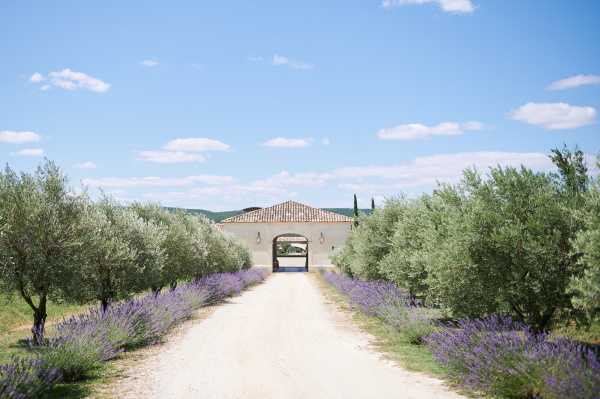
xmin=323 ymin=271 xmax=600 ymax=399
xmin=425 ymin=316 xmax=600 ymax=399
xmin=0 ymin=268 xmax=268 ymax=398
xmin=323 ymin=271 xmax=437 ymax=344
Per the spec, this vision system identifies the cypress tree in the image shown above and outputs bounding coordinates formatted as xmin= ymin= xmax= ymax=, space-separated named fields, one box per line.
xmin=371 ymin=197 xmax=375 ymax=211
xmin=353 ymin=194 xmax=359 ymax=227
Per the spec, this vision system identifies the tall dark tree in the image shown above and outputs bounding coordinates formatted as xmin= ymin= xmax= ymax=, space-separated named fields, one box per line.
xmin=353 ymin=194 xmax=359 ymax=227
xmin=371 ymin=197 xmax=376 ymax=211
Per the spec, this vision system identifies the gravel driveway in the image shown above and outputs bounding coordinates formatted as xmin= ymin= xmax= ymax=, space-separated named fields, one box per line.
xmin=106 ymin=271 xmax=465 ymax=399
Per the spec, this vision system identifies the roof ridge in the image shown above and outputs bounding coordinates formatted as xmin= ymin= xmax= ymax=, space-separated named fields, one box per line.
xmin=220 ymin=200 xmax=352 ymax=223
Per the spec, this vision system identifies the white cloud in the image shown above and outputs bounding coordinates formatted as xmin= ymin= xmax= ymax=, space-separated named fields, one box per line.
xmin=322 ymin=137 xmax=331 ymax=146
xmin=0 ymin=130 xmax=41 ymax=144
xmin=331 ymin=152 xmax=552 ymax=187
xmin=164 ymin=138 xmax=230 ymax=152
xmin=510 ymin=102 xmax=596 ymax=129
xmin=263 ymin=137 xmax=312 ymax=148
xmin=90 ymin=150 xmax=574 ymax=210
xmin=136 ymin=151 xmax=206 ymax=164
xmin=132 ymin=151 xmax=557 ymax=209
xmin=74 ymin=161 xmax=97 ymax=169
xmin=247 ymin=55 xmax=264 ymax=62
xmin=547 ymin=74 xmax=600 ymax=91
xmin=382 ymin=0 xmax=475 ymax=14
xmin=82 ymin=175 xmax=234 ymax=189
xmin=377 ymin=121 xmax=483 ymax=140
xmin=137 ymin=138 xmax=230 ymax=164
xmin=29 ymin=73 xmax=44 ymax=83
xmin=40 ymin=85 xmax=51 ymax=91
xmin=30 ymin=69 xmax=110 ymax=93
xmin=14 ymin=148 xmax=44 ymax=157
xmin=272 ymin=54 xmax=314 ymax=70
xmin=462 ymin=121 xmax=484 ymax=131
xmin=141 ymin=59 xmax=159 ymax=67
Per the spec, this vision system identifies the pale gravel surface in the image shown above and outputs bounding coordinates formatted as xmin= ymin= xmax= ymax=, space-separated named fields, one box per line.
xmin=105 ymin=271 xmax=466 ymax=399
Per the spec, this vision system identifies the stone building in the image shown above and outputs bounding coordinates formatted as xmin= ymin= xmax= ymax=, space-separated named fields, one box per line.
xmin=219 ymin=201 xmax=352 ymax=270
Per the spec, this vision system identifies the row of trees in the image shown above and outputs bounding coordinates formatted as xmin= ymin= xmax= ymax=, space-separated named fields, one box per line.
xmin=0 ymin=160 xmax=251 ymax=344
xmin=335 ymin=147 xmax=599 ymax=331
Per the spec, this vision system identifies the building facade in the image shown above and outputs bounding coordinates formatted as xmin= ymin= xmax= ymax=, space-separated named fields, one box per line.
xmin=219 ymin=201 xmax=352 ymax=267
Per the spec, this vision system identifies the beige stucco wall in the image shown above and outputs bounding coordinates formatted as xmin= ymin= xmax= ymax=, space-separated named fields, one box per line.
xmin=221 ymin=222 xmax=351 ymax=266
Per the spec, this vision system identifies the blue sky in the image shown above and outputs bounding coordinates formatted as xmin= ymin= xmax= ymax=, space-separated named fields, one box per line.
xmin=1 ymin=0 xmax=599 ymax=210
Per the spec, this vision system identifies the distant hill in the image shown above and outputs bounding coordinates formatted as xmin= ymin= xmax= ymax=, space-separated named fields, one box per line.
xmin=166 ymin=207 xmax=372 ymax=223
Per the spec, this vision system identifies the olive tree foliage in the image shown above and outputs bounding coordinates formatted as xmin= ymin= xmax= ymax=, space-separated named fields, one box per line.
xmin=333 ymin=147 xmax=595 ymax=332
xmin=570 ymin=156 xmax=600 ymax=322
xmin=72 ymin=198 xmax=167 ymax=310
xmin=131 ymin=203 xmax=204 ymax=289
xmin=333 ymin=199 xmax=406 ymax=280
xmin=430 ymin=168 xmax=581 ymax=331
xmin=75 ymin=200 xmax=136 ymax=311
xmin=0 ymin=161 xmax=86 ymax=343
xmin=378 ymin=195 xmax=449 ymax=301
xmin=130 ymin=202 xmax=251 ymax=287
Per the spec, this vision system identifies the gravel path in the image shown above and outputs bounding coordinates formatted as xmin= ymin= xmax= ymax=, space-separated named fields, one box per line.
xmin=106 ymin=272 xmax=465 ymax=399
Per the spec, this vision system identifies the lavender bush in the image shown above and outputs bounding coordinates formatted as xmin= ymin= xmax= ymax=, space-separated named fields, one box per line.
xmin=0 ymin=357 xmax=61 ymax=399
xmin=323 ymin=271 xmax=437 ymax=344
xmin=425 ymin=316 xmax=600 ymax=399
xmin=22 ymin=269 xmax=268 ymax=389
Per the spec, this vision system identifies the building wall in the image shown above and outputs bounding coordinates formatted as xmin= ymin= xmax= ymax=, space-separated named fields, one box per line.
xmin=220 ymin=222 xmax=351 ymax=266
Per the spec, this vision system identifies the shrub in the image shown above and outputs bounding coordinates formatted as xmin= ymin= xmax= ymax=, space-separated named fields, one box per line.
xmin=425 ymin=316 xmax=600 ymax=399
xmin=570 ymin=165 xmax=600 ymax=322
xmin=377 ymin=198 xmax=432 ymax=299
xmin=36 ymin=317 xmax=120 ymax=382
xmin=31 ymin=268 xmax=268 ymax=382
xmin=337 ymin=199 xmax=407 ymax=280
xmin=400 ymin=309 xmax=439 ymax=345
xmin=0 ymin=357 xmax=61 ymax=399
xmin=323 ymin=271 xmax=436 ymax=344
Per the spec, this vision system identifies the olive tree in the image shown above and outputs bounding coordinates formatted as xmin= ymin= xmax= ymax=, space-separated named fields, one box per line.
xmin=569 ymin=157 xmax=600 ymax=322
xmin=428 ymin=167 xmax=581 ymax=331
xmin=131 ymin=203 xmax=201 ymax=290
xmin=76 ymin=199 xmax=139 ymax=311
xmin=378 ymin=198 xmax=432 ymax=299
xmin=0 ymin=161 xmax=86 ymax=343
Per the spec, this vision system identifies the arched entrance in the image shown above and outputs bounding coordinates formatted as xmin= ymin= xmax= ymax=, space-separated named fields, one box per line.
xmin=272 ymin=234 xmax=309 ymax=272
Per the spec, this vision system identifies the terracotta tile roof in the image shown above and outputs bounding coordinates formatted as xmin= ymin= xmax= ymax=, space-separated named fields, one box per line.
xmin=221 ymin=201 xmax=353 ymax=223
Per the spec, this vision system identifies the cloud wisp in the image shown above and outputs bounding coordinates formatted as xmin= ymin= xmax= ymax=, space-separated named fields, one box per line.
xmin=136 ymin=151 xmax=206 ymax=164
xmin=164 ymin=138 xmax=230 ymax=152
xmin=510 ymin=102 xmax=596 ymax=129
xmin=140 ymin=59 xmax=159 ymax=67
xmin=13 ymin=148 xmax=44 ymax=157
xmin=547 ymin=74 xmax=600 ymax=91
xmin=377 ymin=121 xmax=483 ymax=140
xmin=263 ymin=137 xmax=312 ymax=148
xmin=82 ymin=175 xmax=234 ymax=189
xmin=29 ymin=69 xmax=110 ymax=93
xmin=382 ymin=0 xmax=475 ymax=14
xmin=137 ymin=138 xmax=230 ymax=164
xmin=74 ymin=161 xmax=97 ymax=169
xmin=0 ymin=130 xmax=41 ymax=144
xmin=272 ymin=54 xmax=314 ymax=70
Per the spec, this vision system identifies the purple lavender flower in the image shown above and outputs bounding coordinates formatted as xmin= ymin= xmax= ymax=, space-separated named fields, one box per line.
xmin=0 ymin=356 xmax=61 ymax=399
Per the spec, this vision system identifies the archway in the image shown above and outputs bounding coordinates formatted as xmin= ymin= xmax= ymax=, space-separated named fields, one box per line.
xmin=272 ymin=233 xmax=309 ymax=272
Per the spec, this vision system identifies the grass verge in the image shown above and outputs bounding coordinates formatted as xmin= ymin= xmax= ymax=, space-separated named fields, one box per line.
xmin=311 ymin=271 xmax=446 ymax=376
xmin=0 ymin=293 xmax=90 ymax=364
